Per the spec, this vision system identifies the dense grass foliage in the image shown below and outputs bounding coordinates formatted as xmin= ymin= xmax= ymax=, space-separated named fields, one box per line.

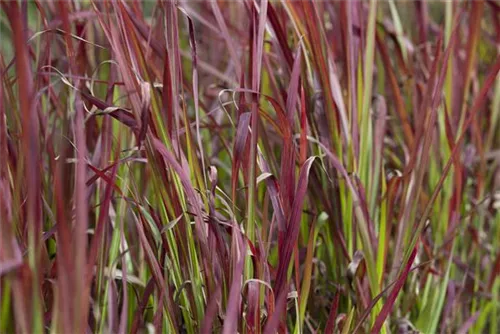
xmin=1 ymin=1 xmax=500 ymax=333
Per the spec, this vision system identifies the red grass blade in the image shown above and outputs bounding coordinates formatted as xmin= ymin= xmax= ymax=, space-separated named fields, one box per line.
xmin=370 ymin=246 xmax=418 ymax=333
xmin=222 ymin=229 xmax=245 ymax=334
xmin=325 ymin=290 xmax=340 ymax=333
xmin=274 ymin=157 xmax=316 ymax=307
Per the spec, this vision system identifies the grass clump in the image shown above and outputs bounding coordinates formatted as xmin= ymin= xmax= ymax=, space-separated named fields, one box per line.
xmin=1 ymin=1 xmax=500 ymax=333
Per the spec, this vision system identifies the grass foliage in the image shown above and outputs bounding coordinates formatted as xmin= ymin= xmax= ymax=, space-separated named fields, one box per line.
xmin=1 ymin=1 xmax=500 ymax=333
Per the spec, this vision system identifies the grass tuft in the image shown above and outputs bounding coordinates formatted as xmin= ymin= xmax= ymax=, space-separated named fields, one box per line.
xmin=1 ymin=1 xmax=499 ymax=333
